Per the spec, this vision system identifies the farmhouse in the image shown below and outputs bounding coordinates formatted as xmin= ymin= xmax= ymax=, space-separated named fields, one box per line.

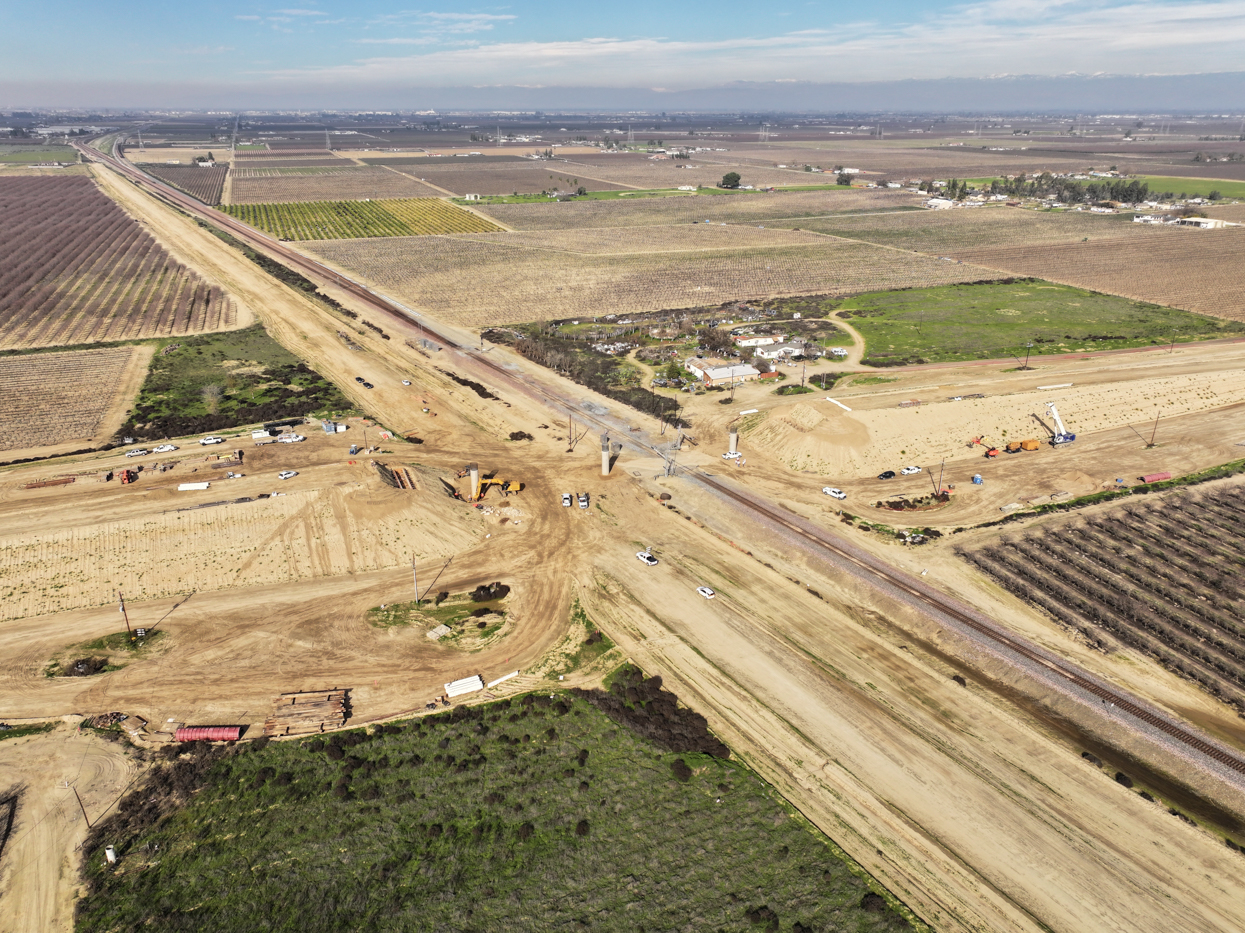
xmin=732 ymin=333 xmax=784 ymax=348
xmin=753 ymin=341 xmax=806 ymax=360
xmin=685 ymin=358 xmax=762 ymax=386
xmin=1175 ymin=217 xmax=1231 ymax=229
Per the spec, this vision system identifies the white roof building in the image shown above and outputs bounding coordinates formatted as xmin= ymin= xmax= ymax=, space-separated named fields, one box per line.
xmin=753 ymin=342 xmax=806 ymax=360
xmin=685 ymin=358 xmax=762 ymax=385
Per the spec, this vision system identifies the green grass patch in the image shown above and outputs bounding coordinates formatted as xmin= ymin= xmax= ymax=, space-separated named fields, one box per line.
xmin=123 ymin=322 xmax=352 ymax=440
xmin=1131 ymin=176 xmax=1245 ymax=200
xmin=546 ymin=601 xmax=615 ymax=679
xmin=367 ymin=593 xmax=507 ymax=631
xmin=79 ymin=630 xmax=167 ymax=653
xmin=848 ymin=376 xmax=898 ymax=386
xmin=77 ymin=691 xmax=917 ymax=933
xmin=222 ymin=198 xmax=502 ymax=241
xmin=0 ymin=146 xmax=78 ymax=163
xmin=835 ymin=280 xmax=1245 ymax=366
xmin=0 ymin=722 xmax=56 ymax=742
xmin=775 ymin=384 xmax=816 ymax=396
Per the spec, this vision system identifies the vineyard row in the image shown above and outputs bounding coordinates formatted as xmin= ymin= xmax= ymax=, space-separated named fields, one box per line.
xmin=964 ymin=490 xmax=1245 ymax=712
xmin=223 ymin=197 xmax=502 ymax=241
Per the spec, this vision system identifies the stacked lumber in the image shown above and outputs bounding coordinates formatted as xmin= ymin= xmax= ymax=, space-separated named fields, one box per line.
xmin=263 ymin=689 xmax=350 ymax=737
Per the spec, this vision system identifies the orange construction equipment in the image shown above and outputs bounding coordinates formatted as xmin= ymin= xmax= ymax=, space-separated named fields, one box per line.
xmin=119 ymin=469 xmax=137 ymax=484
xmin=1020 ymin=438 xmax=1041 ymax=451
xmin=984 ymin=447 xmax=1000 ymax=458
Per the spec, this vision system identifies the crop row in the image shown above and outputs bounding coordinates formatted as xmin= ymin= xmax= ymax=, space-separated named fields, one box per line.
xmin=0 ymin=347 xmax=136 ymax=452
xmin=308 ymin=236 xmax=993 ymax=326
xmin=228 ymin=171 xmax=441 ymax=204
xmin=965 ymin=489 xmax=1245 ymax=711
xmin=140 ymin=164 xmax=227 ymax=205
xmin=0 ymin=177 xmax=237 ymax=349
xmin=479 ymin=188 xmax=917 ymax=230
xmin=224 ymin=198 xmax=502 ymax=240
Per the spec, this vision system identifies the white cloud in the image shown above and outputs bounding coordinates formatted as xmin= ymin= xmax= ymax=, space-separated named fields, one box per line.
xmin=235 ymin=14 xmax=262 ymax=20
xmin=274 ymin=8 xmax=326 ymax=14
xmin=264 ymin=0 xmax=1245 ymax=86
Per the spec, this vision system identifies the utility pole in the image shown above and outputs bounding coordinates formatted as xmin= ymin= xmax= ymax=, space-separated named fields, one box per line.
xmin=412 ymin=556 xmax=419 ymax=606
xmin=1023 ymin=341 xmax=1033 ymax=370
xmin=72 ymin=785 xmax=91 ymax=827
xmin=936 ymin=458 xmax=946 ymax=497
xmin=1148 ymin=414 xmax=1161 ymax=447
xmin=801 ymin=361 xmax=806 ymax=388
xmin=117 ymin=590 xmax=132 ymax=638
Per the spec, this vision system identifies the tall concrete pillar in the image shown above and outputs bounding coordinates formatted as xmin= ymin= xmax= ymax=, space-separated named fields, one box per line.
xmin=600 ymin=434 xmax=610 ymax=476
xmin=468 ymin=463 xmax=480 ymax=501
xmin=728 ymin=429 xmax=739 ymax=455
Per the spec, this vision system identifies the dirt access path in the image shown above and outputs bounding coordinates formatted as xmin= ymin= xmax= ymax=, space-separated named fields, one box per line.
xmin=0 ymin=725 xmax=138 ymax=933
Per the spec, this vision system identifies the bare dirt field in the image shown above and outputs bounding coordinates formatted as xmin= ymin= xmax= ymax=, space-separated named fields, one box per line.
xmin=955 ymin=226 xmax=1245 ymax=320
xmin=477 ymin=187 xmax=921 ymax=229
xmin=393 ymin=163 xmax=631 ymax=196
xmin=0 ymin=725 xmax=138 ymax=933
xmin=306 ymin=235 xmax=993 ymax=326
xmin=781 ymin=205 xmax=1160 ymax=251
xmin=0 ymin=346 xmax=153 ymax=456
xmin=449 ymin=223 xmax=830 ymax=254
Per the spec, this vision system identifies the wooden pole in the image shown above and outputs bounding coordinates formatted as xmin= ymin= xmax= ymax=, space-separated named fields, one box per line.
xmin=117 ymin=591 xmax=132 ymax=637
xmin=1149 ymin=414 xmax=1160 ymax=447
xmin=72 ymin=785 xmax=91 ymax=828
xmin=412 ymin=556 xmax=419 ymax=607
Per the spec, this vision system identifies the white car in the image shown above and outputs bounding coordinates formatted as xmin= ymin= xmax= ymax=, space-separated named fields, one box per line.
xmin=152 ymin=444 xmax=178 ymax=453
xmin=199 ymin=436 xmax=224 ymax=446
xmin=722 ymin=451 xmax=741 ymax=460
xmin=578 ymin=492 xmax=589 ymax=510
xmin=402 ymin=380 xmax=412 ymax=386
xmin=561 ymin=493 xmax=573 ymax=507
xmin=900 ymin=465 xmax=922 ymax=475
xmin=636 ymin=551 xmax=658 ymax=566
xmin=125 ymin=448 xmax=149 ymax=458
xmin=277 ymin=434 xmax=305 ymax=444
xmin=822 ymin=487 xmax=847 ymax=499
xmin=277 ymin=470 xmax=298 ymax=480
xmin=696 ymin=586 xmax=716 ymax=599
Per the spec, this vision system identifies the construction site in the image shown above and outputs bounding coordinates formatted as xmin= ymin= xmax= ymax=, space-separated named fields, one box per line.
xmin=3 ymin=128 xmax=1245 ymax=933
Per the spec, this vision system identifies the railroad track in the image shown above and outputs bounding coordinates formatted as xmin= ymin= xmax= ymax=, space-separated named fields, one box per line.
xmin=79 ymin=138 xmax=1245 ymax=783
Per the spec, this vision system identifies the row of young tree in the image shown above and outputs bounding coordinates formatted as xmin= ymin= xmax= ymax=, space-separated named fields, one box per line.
xmin=986 ymin=173 xmax=1151 ymax=204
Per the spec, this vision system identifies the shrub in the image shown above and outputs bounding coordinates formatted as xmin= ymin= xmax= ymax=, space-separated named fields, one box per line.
xmin=1114 ymin=772 xmax=1135 ymax=788
xmin=745 ymin=905 xmax=778 ymax=929
xmin=671 ymin=759 xmax=693 ymax=783
xmin=860 ymin=892 xmax=887 ymax=912
xmin=517 ymin=822 xmax=535 ymax=841
xmin=575 ymin=819 xmax=590 ymax=837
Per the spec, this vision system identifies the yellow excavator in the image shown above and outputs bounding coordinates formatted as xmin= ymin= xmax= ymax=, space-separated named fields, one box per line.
xmin=475 ymin=477 xmax=524 ymax=500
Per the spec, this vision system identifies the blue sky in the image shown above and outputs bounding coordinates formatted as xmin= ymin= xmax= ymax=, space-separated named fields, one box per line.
xmin=4 ymin=1 xmax=1245 ymax=106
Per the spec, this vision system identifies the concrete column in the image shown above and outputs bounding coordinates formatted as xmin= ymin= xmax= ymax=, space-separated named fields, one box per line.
xmin=600 ymin=434 xmax=610 ymax=476
xmin=728 ymin=429 xmax=739 ymax=455
xmin=468 ymin=463 xmax=480 ymax=501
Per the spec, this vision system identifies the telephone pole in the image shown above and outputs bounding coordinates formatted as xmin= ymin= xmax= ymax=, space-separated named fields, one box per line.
xmin=117 ymin=591 xmax=132 ymax=638
xmin=412 ymin=556 xmax=419 ymax=606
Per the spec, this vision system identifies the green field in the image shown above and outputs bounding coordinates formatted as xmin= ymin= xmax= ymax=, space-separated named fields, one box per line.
xmin=222 ymin=198 xmax=502 ymax=240
xmin=837 ymin=281 xmax=1245 ymax=366
xmin=0 ymin=146 xmax=78 ymax=163
xmin=123 ymin=323 xmax=352 ymax=439
xmin=1132 ymin=176 xmax=1245 ymax=200
xmin=77 ymin=685 xmax=915 ymax=933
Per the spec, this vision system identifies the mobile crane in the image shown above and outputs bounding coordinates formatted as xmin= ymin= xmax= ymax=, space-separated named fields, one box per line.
xmin=1046 ymin=402 xmax=1076 ymax=445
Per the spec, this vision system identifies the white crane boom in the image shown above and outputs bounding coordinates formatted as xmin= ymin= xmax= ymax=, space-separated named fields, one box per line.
xmin=1045 ymin=402 xmax=1076 ymax=444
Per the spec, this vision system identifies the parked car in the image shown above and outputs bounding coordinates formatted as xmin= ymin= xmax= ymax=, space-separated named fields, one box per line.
xmin=125 ymin=449 xmax=149 ymax=458
xmin=561 ymin=493 xmax=573 ymax=507
xmin=152 ymin=444 xmax=178 ymax=453
xmin=822 ymin=487 xmax=847 ymax=499
xmin=402 ymin=380 xmax=412 ymax=386
xmin=362 ymin=382 xmax=374 ymax=389
xmin=355 ymin=376 xmax=364 ymax=383
xmin=199 ymin=436 xmax=224 ymax=446
xmin=900 ymin=465 xmax=922 ymax=475
xmin=277 ymin=470 xmax=298 ymax=480
xmin=877 ymin=470 xmax=896 ymax=480
xmin=277 ymin=434 xmax=305 ymax=444
xmin=636 ymin=551 xmax=658 ymax=566
xmin=696 ymin=586 xmax=716 ymax=599
xmin=723 ymin=451 xmax=741 ymax=460
xmin=577 ymin=492 xmax=589 ymax=509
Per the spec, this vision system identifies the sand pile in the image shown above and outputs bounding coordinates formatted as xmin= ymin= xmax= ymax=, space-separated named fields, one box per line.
xmin=743 ymin=403 xmax=872 ymax=474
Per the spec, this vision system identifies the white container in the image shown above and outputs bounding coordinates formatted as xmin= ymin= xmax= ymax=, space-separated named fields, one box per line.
xmin=177 ymin=482 xmax=211 ymax=491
